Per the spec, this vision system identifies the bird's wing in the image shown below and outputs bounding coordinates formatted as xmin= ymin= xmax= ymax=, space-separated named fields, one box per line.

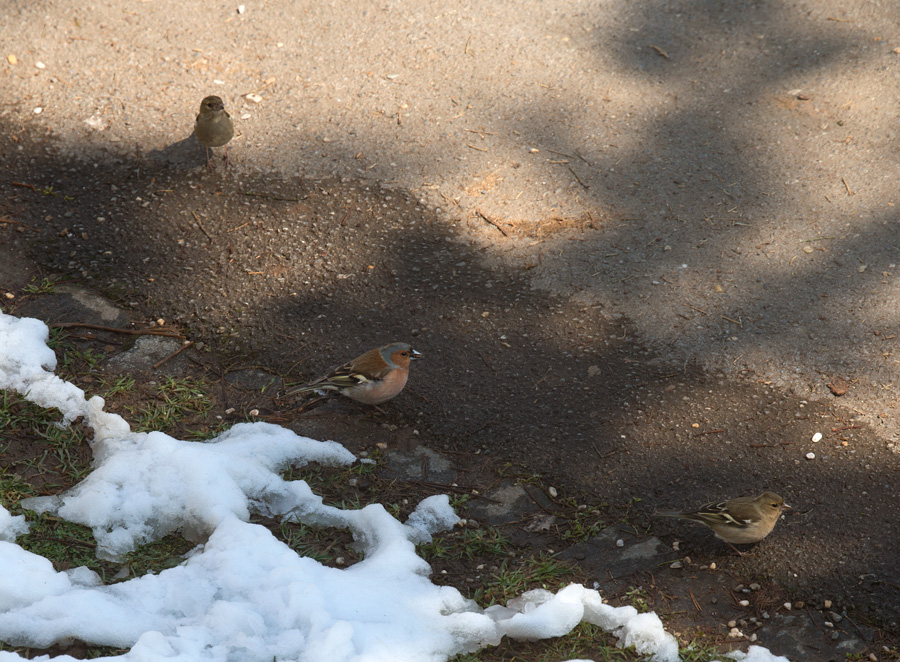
xmin=694 ymin=501 xmax=752 ymax=528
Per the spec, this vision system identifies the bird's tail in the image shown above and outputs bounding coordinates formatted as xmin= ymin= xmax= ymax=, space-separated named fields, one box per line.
xmin=652 ymin=510 xmax=685 ymax=519
xmin=283 ymin=384 xmax=324 ymax=398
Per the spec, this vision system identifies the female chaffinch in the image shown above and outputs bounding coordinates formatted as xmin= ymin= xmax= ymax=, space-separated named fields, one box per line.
xmin=285 ymin=342 xmax=421 ymax=405
xmin=654 ymin=491 xmax=790 ymax=553
xmin=194 ymin=95 xmax=234 ymax=169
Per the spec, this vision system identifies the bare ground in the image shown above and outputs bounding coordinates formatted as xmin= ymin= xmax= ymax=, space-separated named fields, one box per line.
xmin=2 ymin=0 xmax=900 ymax=659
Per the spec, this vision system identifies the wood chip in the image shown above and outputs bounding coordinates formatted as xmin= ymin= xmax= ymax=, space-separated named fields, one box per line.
xmin=827 ymin=376 xmax=849 ymax=396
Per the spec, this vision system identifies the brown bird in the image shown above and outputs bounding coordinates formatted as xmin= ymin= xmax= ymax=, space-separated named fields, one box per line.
xmin=654 ymin=491 xmax=790 ymax=554
xmin=285 ymin=342 xmax=421 ymax=405
xmin=194 ymin=95 xmax=234 ymax=169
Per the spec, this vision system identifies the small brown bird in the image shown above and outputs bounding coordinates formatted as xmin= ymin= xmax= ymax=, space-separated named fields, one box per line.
xmin=654 ymin=491 xmax=790 ymax=554
xmin=194 ymin=95 xmax=234 ymax=169
xmin=285 ymin=342 xmax=421 ymax=405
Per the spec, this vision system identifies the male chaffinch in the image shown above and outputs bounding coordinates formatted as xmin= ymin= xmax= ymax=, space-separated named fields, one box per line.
xmin=654 ymin=491 xmax=790 ymax=553
xmin=194 ymin=95 xmax=234 ymax=169
xmin=285 ymin=342 xmax=421 ymax=405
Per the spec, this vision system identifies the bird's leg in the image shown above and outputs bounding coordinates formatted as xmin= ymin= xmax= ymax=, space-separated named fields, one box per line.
xmin=205 ymin=147 xmax=215 ymax=171
xmin=725 ymin=542 xmax=747 ymax=556
xmin=223 ymin=145 xmax=230 ymax=169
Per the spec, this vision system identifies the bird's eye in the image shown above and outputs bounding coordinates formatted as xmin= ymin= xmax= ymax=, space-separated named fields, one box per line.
xmin=400 ymin=351 xmax=409 ymax=357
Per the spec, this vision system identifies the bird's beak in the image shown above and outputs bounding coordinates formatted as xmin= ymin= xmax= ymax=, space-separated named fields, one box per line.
xmin=781 ymin=503 xmax=792 ymax=511
xmin=410 ymin=349 xmax=422 ymax=360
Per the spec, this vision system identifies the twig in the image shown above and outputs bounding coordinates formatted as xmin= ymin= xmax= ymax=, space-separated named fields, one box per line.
xmin=533 ymin=366 xmax=551 ymax=388
xmin=466 ymin=143 xmax=488 ymax=152
xmin=650 ymin=44 xmax=670 ymax=59
xmin=831 ymin=425 xmax=863 ymax=432
xmin=49 ymin=322 xmax=185 ymax=338
xmin=12 ymin=181 xmax=38 ymax=191
xmin=841 ymin=177 xmax=854 ymax=196
xmin=568 ymin=166 xmax=589 ymax=189
xmin=191 ymin=210 xmax=213 ymax=243
xmin=721 ymin=315 xmax=743 ymax=328
xmin=466 ymin=128 xmax=497 ymax=137
xmin=685 ymin=303 xmax=708 ymax=315
xmin=475 ymin=209 xmax=508 ymax=236
xmin=688 ymin=589 xmax=702 ymax=613
xmin=152 ymin=341 xmax=195 ymax=370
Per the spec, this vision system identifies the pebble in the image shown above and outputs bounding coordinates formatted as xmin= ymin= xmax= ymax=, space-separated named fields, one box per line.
xmin=35 ymin=61 xmax=45 ymax=69
xmin=728 ymin=627 xmax=743 ymax=639
xmin=749 ymin=583 xmax=761 ymax=591
xmin=806 ymin=452 xmax=816 ymax=460
xmin=784 ymin=602 xmax=792 ymax=610
xmin=669 ymin=561 xmax=683 ymax=569
xmin=824 ymin=599 xmax=832 ymax=609
xmin=812 ymin=432 xmax=823 ymax=442
xmin=615 ymin=539 xmax=624 ymax=548
xmin=739 ymin=600 xmax=750 ymax=607
xmin=548 ymin=486 xmax=558 ymax=498
xmin=728 ymin=620 xmax=737 ymax=628
xmin=709 ymin=562 xmax=716 ymax=570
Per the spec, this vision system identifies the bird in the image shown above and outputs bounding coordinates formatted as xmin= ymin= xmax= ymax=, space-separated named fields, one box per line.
xmin=285 ymin=342 xmax=421 ymax=406
xmin=194 ymin=95 xmax=234 ymax=169
xmin=653 ymin=491 xmax=790 ymax=554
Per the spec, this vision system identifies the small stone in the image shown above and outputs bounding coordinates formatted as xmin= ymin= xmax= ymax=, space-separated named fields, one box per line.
xmin=806 ymin=452 xmax=816 ymax=460
xmin=709 ymin=562 xmax=716 ymax=570
xmin=35 ymin=61 xmax=45 ymax=69
xmin=33 ymin=107 xmax=42 ymax=114
xmin=784 ymin=602 xmax=792 ymax=610
xmin=548 ymin=486 xmax=558 ymax=498
xmin=669 ymin=560 xmax=683 ymax=569
xmin=728 ymin=627 xmax=743 ymax=639
xmin=749 ymin=583 xmax=761 ymax=591
xmin=739 ymin=600 xmax=750 ymax=607
xmin=749 ymin=633 xmax=758 ymax=642
xmin=830 ymin=611 xmax=843 ymax=623
xmin=249 ymin=409 xmax=259 ymax=416
xmin=762 ymin=611 xmax=770 ymax=619
xmin=7 ymin=54 xmax=17 ymax=65
xmin=824 ymin=599 xmax=832 ymax=609
xmin=727 ymin=620 xmax=737 ymax=628
xmin=237 ymin=4 xmax=245 ymax=13
xmin=812 ymin=432 xmax=823 ymax=442
xmin=334 ymin=556 xmax=344 ymax=565
xmin=683 ymin=556 xmax=691 ymax=565
xmin=245 ymin=92 xmax=263 ymax=104
xmin=794 ymin=601 xmax=805 ymax=608
xmin=824 ymin=621 xmax=834 ymax=628
xmin=831 ymin=631 xmax=840 ymax=640
xmin=4 ymin=293 xmax=14 ymax=299
xmin=615 ymin=539 xmax=624 ymax=548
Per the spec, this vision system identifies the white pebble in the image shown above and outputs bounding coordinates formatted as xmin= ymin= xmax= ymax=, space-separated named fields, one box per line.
xmin=615 ymin=539 xmax=624 ymax=548
xmin=709 ymin=562 xmax=717 ymax=570
xmin=548 ymin=486 xmax=558 ymax=498
xmin=812 ymin=432 xmax=823 ymax=442
xmin=33 ymin=107 xmax=42 ymax=114
xmin=237 ymin=4 xmax=245 ymax=13
xmin=824 ymin=599 xmax=832 ymax=608
xmin=739 ymin=599 xmax=750 ymax=607
xmin=806 ymin=452 xmax=816 ymax=460
xmin=669 ymin=561 xmax=683 ymax=569
xmin=784 ymin=602 xmax=792 ymax=610
xmin=35 ymin=61 xmax=46 ymax=69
